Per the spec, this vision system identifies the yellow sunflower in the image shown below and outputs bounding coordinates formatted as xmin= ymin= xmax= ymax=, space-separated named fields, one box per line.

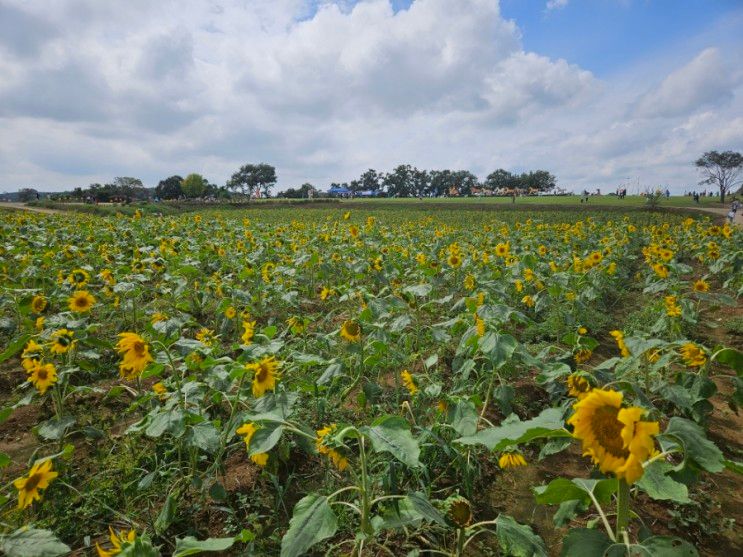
xmin=69 ymin=290 xmax=95 ymax=313
xmin=401 ymin=370 xmax=417 ymax=395
xmin=495 ymin=243 xmax=510 ymax=257
xmin=235 ymin=422 xmax=269 ymax=467
xmin=96 ymin=528 xmax=136 ymax=557
xmin=447 ymin=253 xmax=462 ymax=268
xmin=692 ymin=279 xmax=709 ymax=293
xmin=50 ymin=328 xmax=76 ymax=354
xmin=21 ymin=339 xmax=43 ymax=370
xmin=247 ymin=356 xmax=280 ymax=397
xmin=316 ymin=424 xmax=348 ymax=471
xmin=573 ymin=349 xmax=593 ymax=365
xmin=679 ymin=343 xmax=706 ymax=367
xmin=521 ymin=295 xmax=535 ymax=308
xmin=241 ymin=320 xmax=256 ymax=345
xmin=116 ymin=332 xmax=153 ymax=379
xmin=566 ymin=373 xmax=591 ymax=398
xmin=224 ymin=306 xmax=237 ymax=319
xmin=498 ymin=452 xmax=527 ymax=469
xmin=27 ymin=361 xmax=57 ymax=394
xmin=68 ymin=268 xmax=90 ymax=287
xmin=31 ymin=295 xmax=47 ymax=314
xmin=13 ymin=459 xmax=58 ymax=509
xmin=339 ymin=320 xmax=361 ymax=343
xmin=568 ymin=388 xmax=658 ymax=484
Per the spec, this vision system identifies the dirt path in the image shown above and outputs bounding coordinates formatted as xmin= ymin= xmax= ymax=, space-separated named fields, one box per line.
xmin=693 ymin=206 xmax=743 ymax=226
xmin=0 ymin=202 xmax=61 ymax=214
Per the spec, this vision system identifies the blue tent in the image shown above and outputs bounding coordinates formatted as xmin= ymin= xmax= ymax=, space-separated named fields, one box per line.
xmin=327 ymin=186 xmax=351 ymax=196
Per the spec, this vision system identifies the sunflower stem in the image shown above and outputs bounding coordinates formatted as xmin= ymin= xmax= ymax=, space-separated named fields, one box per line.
xmin=616 ymin=479 xmax=630 ymax=540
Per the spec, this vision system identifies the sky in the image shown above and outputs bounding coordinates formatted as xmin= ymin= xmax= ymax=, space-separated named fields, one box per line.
xmin=0 ymin=0 xmax=741 ymax=194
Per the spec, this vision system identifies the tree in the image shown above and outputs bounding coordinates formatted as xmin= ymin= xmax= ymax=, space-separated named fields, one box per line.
xmin=359 ymin=169 xmax=382 ymax=192
xmin=384 ymin=165 xmax=416 ymax=197
xmin=695 ymin=150 xmax=743 ymax=203
xmin=18 ymin=188 xmax=39 ymax=202
xmin=112 ymin=177 xmax=147 ymax=201
xmin=155 ymin=175 xmax=183 ymax=200
xmin=452 ymin=170 xmax=478 ymax=196
xmin=227 ymin=163 xmax=277 ymax=199
xmin=181 ymin=173 xmax=207 ymax=199
xmin=518 ymin=170 xmax=556 ymax=192
xmin=485 ymin=169 xmax=516 ymax=191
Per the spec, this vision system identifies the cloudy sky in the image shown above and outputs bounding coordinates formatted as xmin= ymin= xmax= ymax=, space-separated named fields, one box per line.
xmin=1 ymin=0 xmax=741 ymax=193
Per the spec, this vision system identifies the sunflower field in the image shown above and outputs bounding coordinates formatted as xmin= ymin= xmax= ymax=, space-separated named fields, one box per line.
xmin=0 ymin=205 xmax=741 ymax=557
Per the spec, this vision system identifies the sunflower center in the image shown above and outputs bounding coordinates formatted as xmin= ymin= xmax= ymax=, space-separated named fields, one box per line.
xmin=590 ymin=406 xmax=628 ymax=459
xmin=345 ymin=323 xmax=360 ymax=336
xmin=24 ymin=472 xmax=42 ymax=491
xmin=37 ymin=369 xmax=48 ymax=380
xmin=57 ymin=335 xmax=71 ymax=347
xmin=132 ymin=341 xmax=146 ymax=356
xmin=255 ymin=365 xmax=269 ymax=382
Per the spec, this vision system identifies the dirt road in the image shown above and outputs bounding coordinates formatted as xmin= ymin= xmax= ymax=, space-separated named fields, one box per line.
xmin=0 ymin=202 xmax=60 ymax=214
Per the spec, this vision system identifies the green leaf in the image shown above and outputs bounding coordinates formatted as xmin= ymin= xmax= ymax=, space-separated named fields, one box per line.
xmin=248 ymin=423 xmax=284 ymax=456
xmin=723 ymin=458 xmax=743 ymax=474
xmin=495 ymin=514 xmax=548 ymax=557
xmin=173 ymin=536 xmax=236 ymax=556
xmin=560 ymin=528 xmax=612 ymax=557
xmin=281 ymin=494 xmax=337 ymax=557
xmin=117 ymin=537 xmax=160 ymax=557
xmin=0 ymin=406 xmax=13 ymax=424
xmin=37 ymin=415 xmax=76 ymax=441
xmin=637 ymin=461 xmax=691 ymax=504
xmin=456 ymin=407 xmax=569 ymax=451
xmin=662 ymin=417 xmax=724 ymax=473
xmin=712 ymin=347 xmax=743 ymax=375
xmin=625 ymin=535 xmax=699 ymax=556
xmin=448 ymin=400 xmax=478 ymax=437
xmin=146 ymin=409 xmax=186 ymax=439
xmin=186 ymin=421 xmax=220 ymax=453
xmin=403 ymin=283 xmax=432 ymax=297
xmin=376 ymin=493 xmax=446 ymax=529
xmin=534 ymin=478 xmax=616 ymax=506
xmin=0 ymin=451 xmax=10 ymax=468
xmin=0 ymin=334 xmax=31 ymax=363
xmin=155 ymin=494 xmax=177 ymax=534
xmin=0 ymin=528 xmax=71 ymax=557
xmin=362 ymin=415 xmax=420 ymax=468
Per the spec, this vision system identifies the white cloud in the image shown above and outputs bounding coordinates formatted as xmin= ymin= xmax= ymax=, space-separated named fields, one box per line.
xmin=546 ymin=0 xmax=568 ymax=11
xmin=0 ymin=0 xmax=740 ymax=193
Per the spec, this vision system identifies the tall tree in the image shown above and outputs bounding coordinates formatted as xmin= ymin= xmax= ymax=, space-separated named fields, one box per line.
xmin=359 ymin=169 xmax=381 ymax=192
xmin=695 ymin=150 xmax=743 ymax=203
xmin=227 ymin=163 xmax=277 ymax=199
xmin=155 ymin=175 xmax=184 ymax=200
xmin=112 ymin=177 xmax=147 ymax=201
xmin=485 ymin=169 xmax=516 ymax=191
xmin=181 ymin=173 xmax=207 ymax=199
xmin=384 ymin=165 xmax=415 ymax=197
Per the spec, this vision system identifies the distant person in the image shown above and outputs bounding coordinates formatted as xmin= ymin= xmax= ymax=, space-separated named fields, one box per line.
xmin=693 ymin=192 xmax=700 ymax=204
xmin=665 ymin=189 xmax=670 ymax=198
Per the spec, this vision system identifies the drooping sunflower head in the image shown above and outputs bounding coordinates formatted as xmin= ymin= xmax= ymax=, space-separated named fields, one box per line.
xmin=401 ymin=370 xmax=417 ymax=396
xmin=446 ymin=495 xmax=473 ymax=528
xmin=241 ymin=320 xmax=256 ymax=345
xmin=340 ymin=320 xmax=361 ymax=343
xmin=566 ymin=373 xmax=592 ymax=398
xmin=498 ymin=452 xmax=527 ymax=469
xmin=315 ymin=424 xmax=348 ymax=471
xmin=679 ymin=342 xmax=706 ymax=368
xmin=568 ymin=388 xmax=658 ymax=484
xmin=69 ymin=290 xmax=95 ymax=313
xmin=50 ymin=328 xmax=76 ymax=354
xmin=248 ymin=356 xmax=279 ymax=398
xmin=96 ymin=527 xmax=137 ymax=557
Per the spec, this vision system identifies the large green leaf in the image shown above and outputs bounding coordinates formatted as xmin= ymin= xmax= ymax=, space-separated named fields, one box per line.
xmin=661 ymin=417 xmax=724 ymax=473
xmin=186 ymin=421 xmax=220 ymax=453
xmin=173 ymin=536 xmax=236 ymax=556
xmin=376 ymin=493 xmax=446 ymax=529
xmin=362 ymin=415 xmax=420 ymax=468
xmin=448 ymin=400 xmax=478 ymax=437
xmin=281 ymin=494 xmax=337 ymax=557
xmin=610 ymin=536 xmax=699 ymax=557
xmin=712 ymin=347 xmax=743 ymax=375
xmin=534 ymin=477 xmax=616 ymax=507
xmin=560 ymin=528 xmax=612 ymax=557
xmin=495 ymin=515 xmax=548 ymax=557
xmin=637 ymin=461 xmax=691 ymax=504
xmin=248 ymin=423 xmax=284 ymax=456
xmin=456 ymin=407 xmax=569 ymax=451
xmin=0 ymin=334 xmax=31 ymax=363
xmin=0 ymin=528 xmax=70 ymax=557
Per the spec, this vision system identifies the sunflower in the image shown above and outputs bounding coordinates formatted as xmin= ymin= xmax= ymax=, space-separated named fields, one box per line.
xmin=195 ymin=327 xmax=216 ymax=346
xmin=498 ymin=452 xmax=527 ymax=469
xmin=68 ymin=268 xmax=90 ymax=287
xmin=349 ymin=225 xmax=360 ymax=239
xmin=566 ymin=373 xmax=591 ymax=398
xmin=69 ymin=290 xmax=95 ymax=313
xmin=679 ymin=343 xmax=706 ymax=367
xmin=609 ymin=330 xmax=630 ymax=358
xmin=319 ymin=286 xmax=333 ymax=301
xmin=568 ymin=388 xmax=658 ymax=484
xmin=474 ymin=313 xmax=485 ymax=337
xmin=573 ymin=349 xmax=593 ymax=365
xmin=31 ymin=295 xmax=47 ymax=314
xmin=116 ymin=332 xmax=153 ymax=379
xmin=247 ymin=356 xmax=280 ymax=398
xmin=446 ymin=496 xmax=473 ymax=528
xmin=447 ymin=253 xmax=462 ymax=268
xmin=578 ymin=326 xmax=587 ymax=335
xmin=152 ymin=382 xmax=167 ymax=400
xmin=96 ymin=528 xmax=136 ymax=557
xmin=521 ymin=295 xmax=535 ymax=308
xmin=495 ymin=243 xmax=510 ymax=257
xmin=316 ymin=424 xmax=348 ymax=471
xmin=27 ymin=361 xmax=57 ymax=394
xmin=652 ymin=263 xmax=669 ymax=279
xmin=664 ymin=295 xmax=681 ymax=317
xmin=340 ymin=320 xmax=361 ymax=343
xmin=241 ymin=320 xmax=256 ymax=345
xmin=692 ymin=279 xmax=709 ymax=293
xmin=401 ymin=370 xmax=417 ymax=395
xmin=235 ymin=422 xmax=269 ymax=467
xmin=22 ymin=339 xmax=43 ymax=370
xmin=224 ymin=306 xmax=237 ymax=319
xmin=50 ymin=328 xmax=76 ymax=354
xmin=13 ymin=459 xmax=58 ymax=509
